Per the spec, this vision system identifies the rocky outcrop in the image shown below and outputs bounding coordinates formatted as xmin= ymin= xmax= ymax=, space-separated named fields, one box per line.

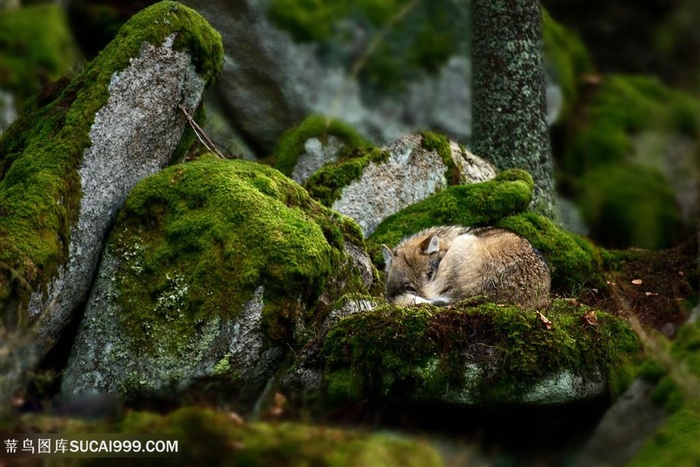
xmin=322 ymin=300 xmax=640 ymax=408
xmin=0 ymin=1 xmax=223 ymax=407
xmin=305 ymin=132 xmax=498 ymax=237
xmin=182 ymin=0 xmax=565 ymax=153
xmin=62 ymin=157 xmax=372 ymax=404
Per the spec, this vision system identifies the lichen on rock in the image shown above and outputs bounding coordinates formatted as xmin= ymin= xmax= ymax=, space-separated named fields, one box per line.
xmin=62 ymin=156 xmax=372 ymax=401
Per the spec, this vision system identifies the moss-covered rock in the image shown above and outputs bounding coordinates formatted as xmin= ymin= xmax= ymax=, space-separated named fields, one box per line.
xmin=8 ymin=406 xmax=444 ymax=466
xmin=323 ymin=299 xmax=641 ymax=407
xmin=0 ymin=1 xmax=223 ymax=410
xmin=560 ymin=75 xmax=699 ymax=249
xmin=306 ymin=132 xmax=497 ymax=236
xmin=0 ymin=4 xmax=79 ymax=106
xmin=62 ymin=157 xmax=371 ymax=402
xmin=577 ymin=164 xmax=684 ymax=249
xmin=624 ymin=319 xmax=700 ymax=466
xmin=274 ymin=114 xmax=372 ymax=184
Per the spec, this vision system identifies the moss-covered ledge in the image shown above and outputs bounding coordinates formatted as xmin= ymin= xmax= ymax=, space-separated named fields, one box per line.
xmin=323 ymin=299 xmax=641 ymax=408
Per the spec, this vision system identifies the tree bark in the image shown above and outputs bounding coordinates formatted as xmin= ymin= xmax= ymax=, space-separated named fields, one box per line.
xmin=471 ymin=0 xmax=558 ymax=219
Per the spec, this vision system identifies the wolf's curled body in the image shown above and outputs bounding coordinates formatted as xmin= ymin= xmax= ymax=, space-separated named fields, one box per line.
xmin=382 ymin=226 xmax=551 ymax=308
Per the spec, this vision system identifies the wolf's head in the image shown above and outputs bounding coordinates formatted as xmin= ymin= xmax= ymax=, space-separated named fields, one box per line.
xmin=382 ymin=233 xmax=443 ymax=306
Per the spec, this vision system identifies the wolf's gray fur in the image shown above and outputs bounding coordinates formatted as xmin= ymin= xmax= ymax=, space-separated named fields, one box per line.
xmin=382 ymin=226 xmax=551 ymax=308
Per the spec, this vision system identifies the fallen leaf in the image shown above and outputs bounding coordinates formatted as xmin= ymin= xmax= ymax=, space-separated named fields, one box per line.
xmin=537 ymin=312 xmax=553 ymax=330
xmin=582 ymin=310 xmax=598 ymax=326
xmin=645 ymin=292 xmax=659 ymax=297
xmin=631 ymin=279 xmax=643 ymax=285
xmin=228 ymin=411 xmax=245 ymax=426
xmin=267 ymin=392 xmax=287 ymax=418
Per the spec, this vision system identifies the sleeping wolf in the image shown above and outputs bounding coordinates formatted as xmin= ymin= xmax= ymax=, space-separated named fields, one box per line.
xmin=382 ymin=226 xmax=551 ymax=308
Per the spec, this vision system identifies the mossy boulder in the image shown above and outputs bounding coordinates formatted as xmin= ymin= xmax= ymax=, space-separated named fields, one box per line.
xmin=274 ymin=114 xmax=372 ymax=184
xmin=323 ymin=299 xmax=641 ymax=408
xmin=62 ymin=157 xmax=372 ymax=403
xmin=306 ymin=132 xmax=497 ymax=236
xmin=561 ymin=75 xmax=699 ymax=249
xmin=0 ymin=1 xmax=223 ymax=407
xmin=626 ymin=319 xmax=700 ymax=466
xmin=577 ymin=164 xmax=684 ymax=249
xmin=368 ymin=169 xmax=603 ymax=292
xmin=8 ymin=406 xmax=444 ymax=467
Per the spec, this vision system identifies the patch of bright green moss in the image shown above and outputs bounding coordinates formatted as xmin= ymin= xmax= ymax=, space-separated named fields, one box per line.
xmin=367 ymin=169 xmax=534 ymax=265
xmin=578 ymin=164 xmax=683 ymax=249
xmin=112 ymin=156 xmax=364 ymax=347
xmin=323 ymin=299 xmax=641 ymax=405
xmin=541 ymin=8 xmax=593 ymax=121
xmin=628 ymin=321 xmax=700 ymax=466
xmin=0 ymin=4 xmax=79 ymax=105
xmin=420 ymin=130 xmax=461 ymax=185
xmin=14 ymin=407 xmax=445 ymax=467
xmin=0 ymin=1 xmax=223 ymax=324
xmin=565 ymin=75 xmax=700 ymax=176
xmin=304 ymin=146 xmax=391 ymax=207
xmin=274 ymin=114 xmax=372 ymax=177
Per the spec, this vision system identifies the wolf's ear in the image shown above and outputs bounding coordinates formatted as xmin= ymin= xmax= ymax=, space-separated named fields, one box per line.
xmin=422 ymin=235 xmax=440 ymax=255
xmin=382 ymin=245 xmax=394 ymax=267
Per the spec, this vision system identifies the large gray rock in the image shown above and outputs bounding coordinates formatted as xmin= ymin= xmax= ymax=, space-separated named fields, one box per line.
xmin=61 ymin=157 xmax=372 ymax=404
xmin=306 ymin=133 xmax=498 ymax=236
xmin=0 ymin=2 xmax=223 ymax=409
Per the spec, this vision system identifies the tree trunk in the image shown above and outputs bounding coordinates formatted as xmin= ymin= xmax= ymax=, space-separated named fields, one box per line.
xmin=471 ymin=0 xmax=558 ymax=219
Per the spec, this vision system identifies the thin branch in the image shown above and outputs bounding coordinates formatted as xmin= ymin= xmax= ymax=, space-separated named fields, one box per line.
xmin=178 ymin=104 xmax=225 ymax=159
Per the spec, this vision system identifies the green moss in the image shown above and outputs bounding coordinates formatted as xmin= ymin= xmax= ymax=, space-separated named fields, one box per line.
xmin=111 ymin=156 xmax=363 ymax=347
xmin=13 ymin=407 xmax=445 ymax=467
xmin=274 ymin=114 xmax=372 ymax=177
xmin=578 ymin=164 xmax=683 ymax=249
xmin=565 ymin=75 xmax=700 ymax=176
xmin=305 ymin=146 xmax=391 ymax=207
xmin=496 ymin=211 xmax=604 ymax=292
xmin=0 ymin=4 xmax=79 ymax=105
xmin=266 ymin=0 xmax=464 ymax=93
xmin=629 ymin=321 xmax=700 ymax=466
xmin=541 ymin=8 xmax=594 ymax=121
xmin=0 ymin=1 xmax=223 ymax=324
xmin=323 ymin=299 xmax=641 ymax=405
xmin=419 ymin=130 xmax=460 ymax=185
xmin=367 ymin=169 xmax=534 ymax=265
xmin=629 ymin=402 xmax=700 ymax=467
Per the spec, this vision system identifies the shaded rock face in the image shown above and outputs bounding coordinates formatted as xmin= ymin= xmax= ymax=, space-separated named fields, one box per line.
xmin=314 ymin=133 xmax=497 ymax=237
xmin=0 ymin=2 xmax=223 ymax=407
xmin=62 ymin=158 xmax=371 ymax=402
xmin=182 ymin=0 xmax=563 ymax=153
